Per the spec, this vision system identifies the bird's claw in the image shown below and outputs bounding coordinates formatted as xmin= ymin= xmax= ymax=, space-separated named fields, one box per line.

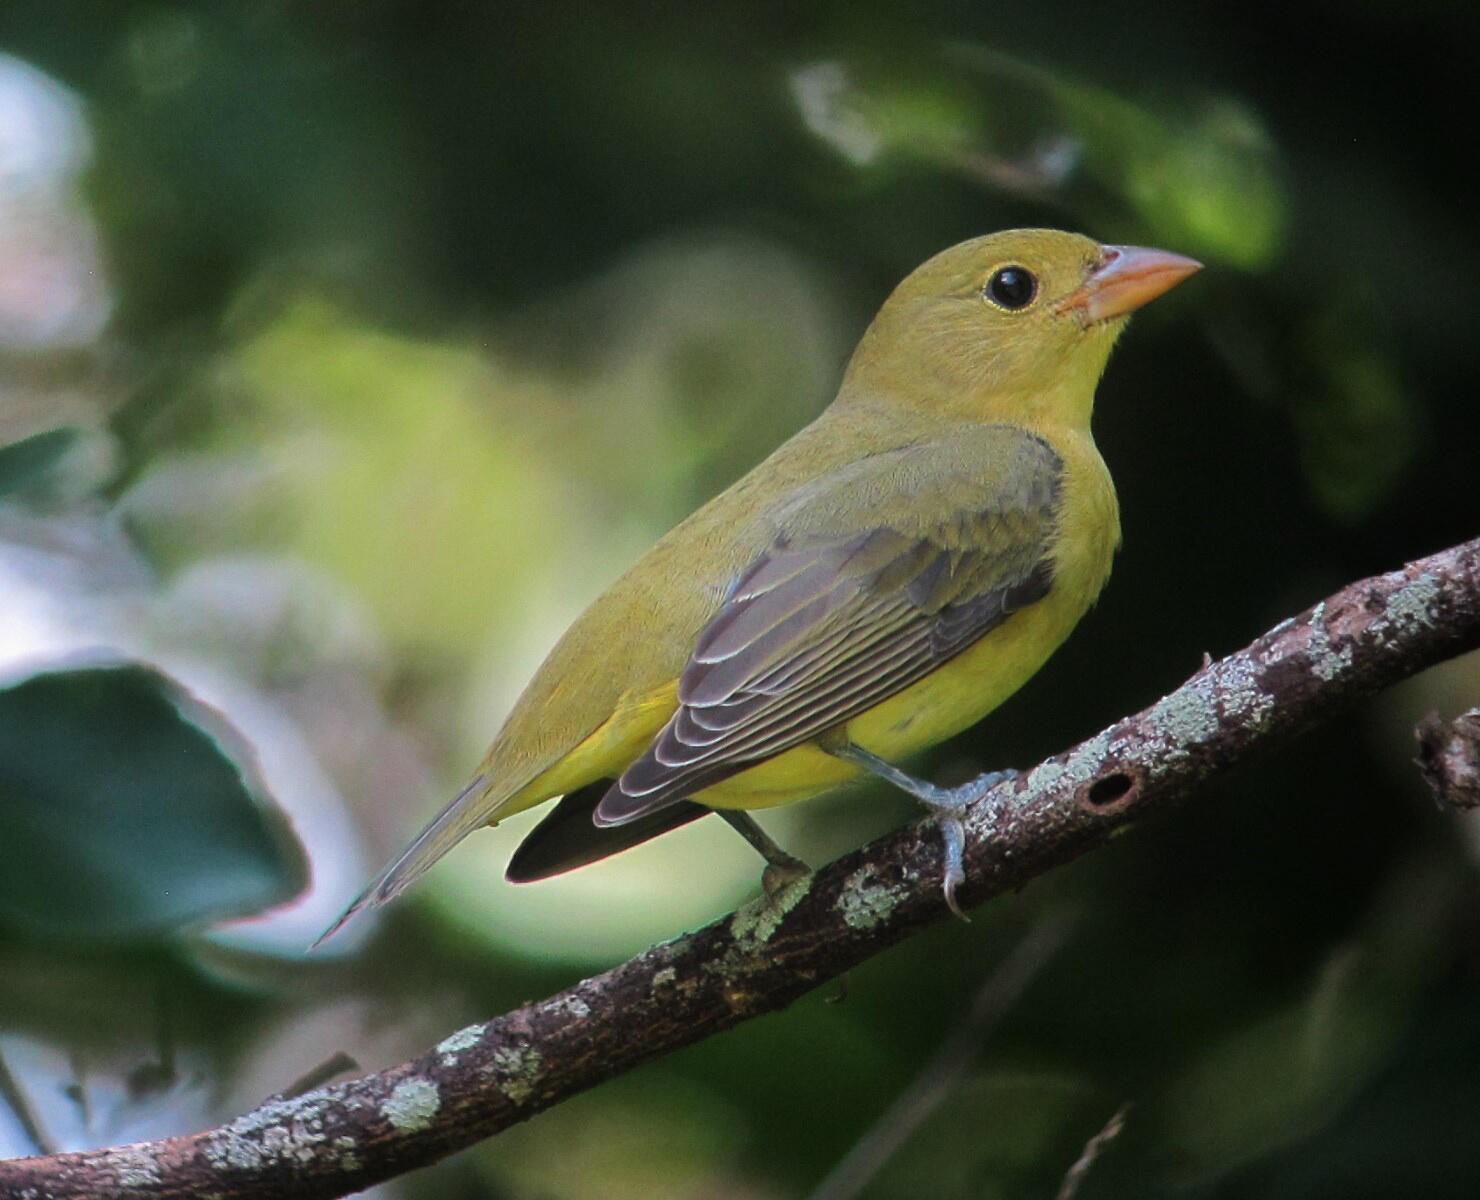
xmin=938 ymin=814 xmax=970 ymax=922
xmin=942 ymin=868 xmax=969 ymax=922
xmin=945 ymin=766 xmax=1020 ymax=808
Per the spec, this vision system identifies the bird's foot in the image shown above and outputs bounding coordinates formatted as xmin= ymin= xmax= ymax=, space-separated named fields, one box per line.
xmin=761 ymin=852 xmax=813 ymax=899
xmin=932 ymin=767 xmax=1020 ymax=810
xmin=920 ymin=768 xmax=1018 ymax=921
xmin=828 ymin=742 xmax=1018 ymax=811
xmin=824 ymin=742 xmax=1020 ymax=919
xmin=718 ymin=810 xmax=812 ymax=898
xmin=935 ymin=813 xmax=969 ymax=921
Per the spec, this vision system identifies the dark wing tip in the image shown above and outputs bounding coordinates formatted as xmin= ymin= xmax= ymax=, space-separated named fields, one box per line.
xmin=508 ymin=783 xmax=709 ymax=881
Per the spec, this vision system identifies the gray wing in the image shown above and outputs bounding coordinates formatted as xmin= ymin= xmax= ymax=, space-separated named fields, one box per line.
xmin=595 ymin=431 xmax=1062 ymax=826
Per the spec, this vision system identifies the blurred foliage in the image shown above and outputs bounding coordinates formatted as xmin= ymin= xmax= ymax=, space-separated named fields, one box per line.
xmin=0 ymin=427 xmax=77 ymax=498
xmin=0 ymin=664 xmax=304 ymax=940
xmin=793 ymin=47 xmax=1288 ymax=270
xmin=1 ymin=2 xmax=1478 ymax=1196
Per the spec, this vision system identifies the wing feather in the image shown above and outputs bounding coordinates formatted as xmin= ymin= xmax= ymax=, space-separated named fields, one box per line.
xmin=595 ymin=428 xmax=1064 ymax=826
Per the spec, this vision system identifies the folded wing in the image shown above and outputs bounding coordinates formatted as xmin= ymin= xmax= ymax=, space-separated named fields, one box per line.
xmin=596 ymin=427 xmax=1063 ymax=825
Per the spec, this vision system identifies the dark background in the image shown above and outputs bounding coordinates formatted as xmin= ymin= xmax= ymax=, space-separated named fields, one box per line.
xmin=1 ymin=3 xmax=1477 ymax=1197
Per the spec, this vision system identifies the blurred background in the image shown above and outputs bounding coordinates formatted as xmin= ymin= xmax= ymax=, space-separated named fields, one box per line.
xmin=2 ymin=3 xmax=1478 ymax=1197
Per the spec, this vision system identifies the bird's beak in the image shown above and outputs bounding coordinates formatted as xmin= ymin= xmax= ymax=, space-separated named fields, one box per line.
xmin=1055 ymin=244 xmax=1202 ymax=324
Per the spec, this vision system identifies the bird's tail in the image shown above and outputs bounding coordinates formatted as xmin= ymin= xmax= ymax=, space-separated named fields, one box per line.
xmin=311 ymin=772 xmax=496 ymax=950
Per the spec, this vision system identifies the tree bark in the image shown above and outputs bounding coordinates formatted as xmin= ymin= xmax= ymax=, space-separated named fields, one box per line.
xmin=4 ymin=535 xmax=1478 ymax=1200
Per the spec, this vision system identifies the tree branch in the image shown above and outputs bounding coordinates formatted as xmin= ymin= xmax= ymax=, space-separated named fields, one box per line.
xmin=5 ymin=535 xmax=1479 ymax=1200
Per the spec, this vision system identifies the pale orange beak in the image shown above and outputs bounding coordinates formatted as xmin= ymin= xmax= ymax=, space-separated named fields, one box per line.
xmin=1055 ymin=244 xmax=1202 ymax=324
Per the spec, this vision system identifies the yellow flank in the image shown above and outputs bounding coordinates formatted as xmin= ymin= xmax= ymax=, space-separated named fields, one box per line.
xmin=330 ymin=227 xmax=1199 ymax=929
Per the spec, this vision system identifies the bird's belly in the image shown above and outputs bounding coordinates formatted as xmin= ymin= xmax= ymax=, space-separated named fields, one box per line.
xmin=694 ymin=571 xmax=1097 ymax=812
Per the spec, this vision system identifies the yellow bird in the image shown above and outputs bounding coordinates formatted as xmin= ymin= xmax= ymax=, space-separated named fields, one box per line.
xmin=326 ymin=228 xmax=1198 ymax=939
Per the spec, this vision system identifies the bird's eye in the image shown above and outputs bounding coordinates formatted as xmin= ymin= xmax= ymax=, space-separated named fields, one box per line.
xmin=984 ymin=266 xmax=1037 ymax=310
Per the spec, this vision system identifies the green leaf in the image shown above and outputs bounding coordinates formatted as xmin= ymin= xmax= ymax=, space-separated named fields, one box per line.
xmin=0 ymin=428 xmax=79 ymax=499
xmin=0 ymin=664 xmax=307 ymax=941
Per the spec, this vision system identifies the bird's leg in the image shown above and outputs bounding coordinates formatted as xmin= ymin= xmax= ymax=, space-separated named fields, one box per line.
xmin=717 ymin=810 xmax=811 ymax=897
xmin=826 ymin=741 xmax=1018 ymax=920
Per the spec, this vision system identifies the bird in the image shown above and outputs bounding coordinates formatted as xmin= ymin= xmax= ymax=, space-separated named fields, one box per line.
xmin=321 ymin=228 xmax=1199 ymax=942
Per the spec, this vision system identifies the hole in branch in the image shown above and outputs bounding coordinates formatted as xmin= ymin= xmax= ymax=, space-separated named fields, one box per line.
xmin=1081 ymin=771 xmax=1137 ymax=810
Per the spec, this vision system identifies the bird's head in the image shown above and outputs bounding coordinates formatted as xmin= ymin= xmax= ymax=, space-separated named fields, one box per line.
xmin=842 ymin=228 xmax=1201 ymax=429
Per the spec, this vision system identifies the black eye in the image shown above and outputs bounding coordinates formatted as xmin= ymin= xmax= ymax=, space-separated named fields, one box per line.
xmin=985 ymin=266 xmax=1037 ymax=310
